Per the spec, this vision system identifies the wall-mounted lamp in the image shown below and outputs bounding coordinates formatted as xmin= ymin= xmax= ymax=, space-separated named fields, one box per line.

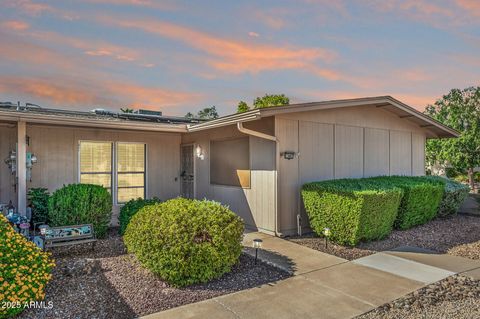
xmin=195 ymin=145 xmax=205 ymax=160
xmin=281 ymin=151 xmax=297 ymax=160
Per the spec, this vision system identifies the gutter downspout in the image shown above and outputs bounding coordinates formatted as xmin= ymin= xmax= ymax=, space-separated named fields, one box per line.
xmin=237 ymin=122 xmax=280 ymax=236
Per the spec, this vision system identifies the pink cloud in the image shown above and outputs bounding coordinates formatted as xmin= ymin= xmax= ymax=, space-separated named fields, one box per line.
xmin=99 ymin=17 xmax=339 ymax=80
xmin=1 ymin=20 xmax=30 ymax=31
xmin=248 ymin=31 xmax=260 ymax=37
xmin=5 ymin=0 xmax=78 ymax=20
xmin=0 ymin=76 xmax=202 ymax=112
xmin=455 ymin=0 xmax=480 ymax=17
xmin=86 ymin=0 xmax=179 ymax=10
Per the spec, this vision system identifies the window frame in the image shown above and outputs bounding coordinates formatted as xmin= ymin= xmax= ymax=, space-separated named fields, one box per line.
xmin=115 ymin=142 xmax=147 ymax=205
xmin=78 ymin=140 xmax=148 ymax=205
xmin=78 ymin=140 xmax=113 ymax=193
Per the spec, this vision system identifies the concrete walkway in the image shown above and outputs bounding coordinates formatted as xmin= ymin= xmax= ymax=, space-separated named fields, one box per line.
xmin=143 ymin=235 xmax=480 ymax=319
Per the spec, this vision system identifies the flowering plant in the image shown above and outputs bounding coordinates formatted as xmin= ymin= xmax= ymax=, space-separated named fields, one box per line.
xmin=0 ymin=215 xmax=55 ymax=318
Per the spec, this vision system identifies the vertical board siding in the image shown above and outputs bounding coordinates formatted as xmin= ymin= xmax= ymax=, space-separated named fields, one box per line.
xmin=276 ymin=118 xmax=299 ymax=234
xmin=276 ymin=106 xmax=428 ymax=235
xmin=0 ymin=125 xmax=16 ymax=206
xmin=298 ymin=121 xmax=334 ymax=183
xmin=389 ymin=130 xmax=412 ymax=175
xmin=181 ymin=118 xmax=276 ymax=234
xmin=334 ymin=125 xmax=364 ymax=179
xmin=364 ymin=128 xmax=390 ymax=177
xmin=412 ymin=133 xmax=426 ymax=176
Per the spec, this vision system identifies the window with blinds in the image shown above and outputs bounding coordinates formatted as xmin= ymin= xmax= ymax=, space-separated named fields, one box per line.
xmin=117 ymin=143 xmax=146 ymax=203
xmin=79 ymin=142 xmax=113 ymax=191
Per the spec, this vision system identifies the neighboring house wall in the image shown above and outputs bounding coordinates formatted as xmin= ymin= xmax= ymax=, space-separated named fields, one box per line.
xmin=0 ymin=125 xmax=16 ymax=207
xmin=181 ymin=117 xmax=276 ymax=234
xmin=275 ymin=105 xmax=427 ymax=235
xmin=25 ymin=124 xmax=182 ymax=225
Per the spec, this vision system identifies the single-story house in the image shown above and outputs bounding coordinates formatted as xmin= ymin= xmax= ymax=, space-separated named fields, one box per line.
xmin=0 ymin=96 xmax=458 ymax=236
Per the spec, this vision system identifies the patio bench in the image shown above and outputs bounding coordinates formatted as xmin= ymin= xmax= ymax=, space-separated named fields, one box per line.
xmin=43 ymin=224 xmax=96 ymax=251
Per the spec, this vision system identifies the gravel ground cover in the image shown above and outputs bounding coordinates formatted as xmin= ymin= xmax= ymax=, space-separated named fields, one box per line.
xmin=356 ymin=275 xmax=480 ymax=319
xmin=289 ymin=215 xmax=480 ymax=260
xmin=19 ymin=228 xmax=290 ymax=319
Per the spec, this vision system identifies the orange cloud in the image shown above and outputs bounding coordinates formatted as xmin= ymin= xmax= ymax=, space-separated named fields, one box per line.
xmin=1 ymin=20 xmax=30 ymax=31
xmin=99 ymin=17 xmax=338 ymax=79
xmin=455 ymin=0 xmax=480 ymax=17
xmin=0 ymin=76 xmax=202 ymax=112
xmin=5 ymin=0 xmax=78 ymax=20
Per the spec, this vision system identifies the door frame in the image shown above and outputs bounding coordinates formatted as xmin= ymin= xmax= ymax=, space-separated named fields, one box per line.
xmin=180 ymin=143 xmax=196 ymax=199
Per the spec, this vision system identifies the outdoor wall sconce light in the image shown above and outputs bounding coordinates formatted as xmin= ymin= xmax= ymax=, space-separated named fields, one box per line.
xmin=195 ymin=145 xmax=205 ymax=160
xmin=281 ymin=151 xmax=296 ymax=160
xmin=253 ymin=238 xmax=263 ymax=264
xmin=323 ymin=227 xmax=331 ymax=249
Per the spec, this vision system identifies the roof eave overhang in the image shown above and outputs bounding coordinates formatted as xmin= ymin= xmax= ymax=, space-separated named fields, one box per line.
xmin=190 ymin=96 xmax=458 ymax=139
xmin=0 ymin=111 xmax=188 ymax=133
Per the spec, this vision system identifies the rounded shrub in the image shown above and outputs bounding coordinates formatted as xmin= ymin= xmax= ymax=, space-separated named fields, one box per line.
xmin=48 ymin=184 xmax=112 ymax=238
xmin=124 ymin=198 xmax=244 ymax=287
xmin=27 ymin=188 xmax=50 ymax=225
xmin=119 ymin=197 xmax=161 ymax=235
xmin=0 ymin=215 xmax=55 ymax=318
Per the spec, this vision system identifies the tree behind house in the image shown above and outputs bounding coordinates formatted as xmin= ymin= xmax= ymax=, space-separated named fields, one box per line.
xmin=237 ymin=94 xmax=290 ymax=113
xmin=424 ymin=87 xmax=480 ymax=190
xmin=185 ymin=106 xmax=219 ymax=119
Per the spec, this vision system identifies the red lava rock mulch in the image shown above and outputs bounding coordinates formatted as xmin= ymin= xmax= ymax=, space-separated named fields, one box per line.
xmin=19 ymin=229 xmax=290 ymax=319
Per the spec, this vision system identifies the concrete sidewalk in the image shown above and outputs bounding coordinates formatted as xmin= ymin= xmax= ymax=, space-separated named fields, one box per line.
xmin=143 ymin=236 xmax=480 ymax=319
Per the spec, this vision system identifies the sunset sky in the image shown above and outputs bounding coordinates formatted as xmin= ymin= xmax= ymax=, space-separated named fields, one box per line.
xmin=1 ymin=0 xmax=479 ymax=116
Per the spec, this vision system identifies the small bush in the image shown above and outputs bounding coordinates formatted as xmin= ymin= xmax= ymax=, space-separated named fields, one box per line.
xmin=124 ymin=198 xmax=244 ymax=287
xmin=27 ymin=188 xmax=50 ymax=225
xmin=48 ymin=184 xmax=112 ymax=238
xmin=426 ymin=176 xmax=470 ymax=217
xmin=302 ymin=179 xmax=403 ymax=246
xmin=371 ymin=176 xmax=445 ymax=230
xmin=119 ymin=197 xmax=161 ymax=235
xmin=0 ymin=215 xmax=55 ymax=318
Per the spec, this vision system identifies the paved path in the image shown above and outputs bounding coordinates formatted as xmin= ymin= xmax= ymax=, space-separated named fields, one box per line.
xmin=144 ymin=235 xmax=480 ymax=319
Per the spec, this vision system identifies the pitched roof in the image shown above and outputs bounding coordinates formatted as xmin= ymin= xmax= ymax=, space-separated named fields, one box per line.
xmin=0 ymin=96 xmax=459 ymax=138
xmin=188 ymin=96 xmax=459 ymax=138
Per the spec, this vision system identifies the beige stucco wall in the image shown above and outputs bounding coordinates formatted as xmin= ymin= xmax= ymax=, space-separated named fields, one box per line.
xmin=0 ymin=124 xmax=16 ymax=207
xmin=275 ymin=105 xmax=427 ymax=235
xmin=23 ymin=124 xmax=182 ymax=225
xmin=181 ymin=117 xmax=276 ymax=234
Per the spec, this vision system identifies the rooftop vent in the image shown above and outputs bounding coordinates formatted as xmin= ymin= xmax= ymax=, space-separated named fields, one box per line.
xmin=133 ymin=109 xmax=162 ymax=116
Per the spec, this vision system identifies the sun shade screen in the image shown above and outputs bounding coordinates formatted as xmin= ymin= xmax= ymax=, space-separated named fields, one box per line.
xmin=210 ymin=137 xmax=250 ymax=188
xmin=117 ymin=143 xmax=146 ymax=202
xmin=79 ymin=142 xmax=112 ymax=190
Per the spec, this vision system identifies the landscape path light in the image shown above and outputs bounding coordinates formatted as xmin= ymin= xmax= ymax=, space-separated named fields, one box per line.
xmin=253 ymin=238 xmax=263 ymax=264
xmin=323 ymin=227 xmax=331 ymax=249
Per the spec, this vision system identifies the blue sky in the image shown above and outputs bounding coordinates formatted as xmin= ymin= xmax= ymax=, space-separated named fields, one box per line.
xmin=1 ymin=0 xmax=479 ymax=116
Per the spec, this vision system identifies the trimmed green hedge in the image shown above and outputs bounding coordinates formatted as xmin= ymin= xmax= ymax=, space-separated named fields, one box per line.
xmin=426 ymin=176 xmax=470 ymax=217
xmin=124 ymin=198 xmax=244 ymax=287
xmin=370 ymin=176 xmax=445 ymax=230
xmin=302 ymin=179 xmax=403 ymax=246
xmin=48 ymin=184 xmax=112 ymax=238
xmin=119 ymin=197 xmax=161 ymax=235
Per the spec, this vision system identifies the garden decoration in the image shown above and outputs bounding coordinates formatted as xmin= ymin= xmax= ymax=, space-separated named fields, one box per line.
xmin=6 ymin=211 xmax=31 ymax=237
